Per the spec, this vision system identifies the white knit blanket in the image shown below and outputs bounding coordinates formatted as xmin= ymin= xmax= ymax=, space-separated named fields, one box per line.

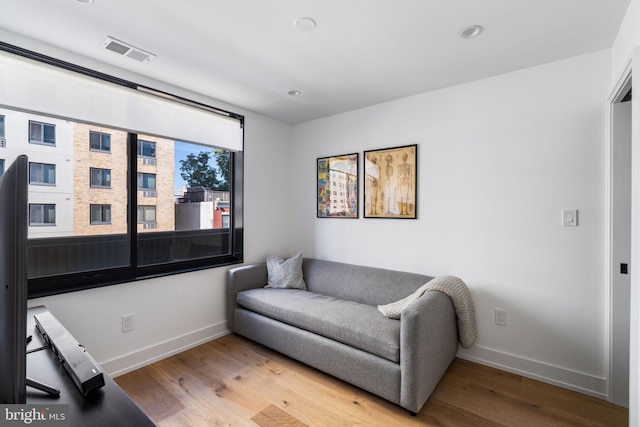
xmin=378 ymin=275 xmax=477 ymax=348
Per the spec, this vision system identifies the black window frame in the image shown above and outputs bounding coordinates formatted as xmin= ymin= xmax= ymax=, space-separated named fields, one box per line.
xmin=0 ymin=43 xmax=245 ymax=298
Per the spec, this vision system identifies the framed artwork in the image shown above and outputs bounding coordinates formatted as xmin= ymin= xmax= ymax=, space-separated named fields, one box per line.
xmin=364 ymin=144 xmax=417 ymax=219
xmin=317 ymin=153 xmax=359 ymax=218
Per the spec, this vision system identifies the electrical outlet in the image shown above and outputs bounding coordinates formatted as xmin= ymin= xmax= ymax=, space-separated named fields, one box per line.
xmin=495 ymin=309 xmax=507 ymax=326
xmin=122 ymin=314 xmax=134 ymax=332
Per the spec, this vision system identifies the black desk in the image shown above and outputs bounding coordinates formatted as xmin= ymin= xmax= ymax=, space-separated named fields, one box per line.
xmin=26 ymin=306 xmax=155 ymax=427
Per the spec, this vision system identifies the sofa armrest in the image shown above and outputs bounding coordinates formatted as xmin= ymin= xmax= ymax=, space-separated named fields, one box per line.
xmin=400 ymin=290 xmax=458 ymax=413
xmin=226 ymin=263 xmax=267 ymax=331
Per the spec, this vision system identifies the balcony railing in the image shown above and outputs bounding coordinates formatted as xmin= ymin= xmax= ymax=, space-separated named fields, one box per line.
xmin=27 ymin=229 xmax=230 ymax=278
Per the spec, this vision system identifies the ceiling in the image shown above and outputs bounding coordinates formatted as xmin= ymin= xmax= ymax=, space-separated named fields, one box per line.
xmin=0 ymin=0 xmax=631 ymax=125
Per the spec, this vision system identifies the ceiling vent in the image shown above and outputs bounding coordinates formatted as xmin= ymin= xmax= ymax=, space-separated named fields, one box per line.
xmin=102 ymin=37 xmax=156 ymax=63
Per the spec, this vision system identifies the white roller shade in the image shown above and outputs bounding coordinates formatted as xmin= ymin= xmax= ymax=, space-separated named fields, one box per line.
xmin=0 ymin=50 xmax=243 ymax=151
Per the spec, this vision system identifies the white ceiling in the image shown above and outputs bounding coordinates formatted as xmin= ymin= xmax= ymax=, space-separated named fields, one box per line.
xmin=0 ymin=0 xmax=631 ymax=125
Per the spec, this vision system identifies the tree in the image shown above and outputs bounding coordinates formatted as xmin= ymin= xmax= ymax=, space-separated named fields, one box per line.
xmin=213 ymin=148 xmax=230 ymax=191
xmin=179 ymin=151 xmax=220 ymax=190
xmin=179 ymin=149 xmax=230 ymax=191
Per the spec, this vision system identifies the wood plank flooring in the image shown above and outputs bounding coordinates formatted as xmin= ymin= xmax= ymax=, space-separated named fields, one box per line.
xmin=115 ymin=334 xmax=628 ymax=426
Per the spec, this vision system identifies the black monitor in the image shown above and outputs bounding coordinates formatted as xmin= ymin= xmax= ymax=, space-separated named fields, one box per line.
xmin=0 ymin=155 xmax=29 ymax=404
xmin=0 ymin=155 xmax=59 ymax=404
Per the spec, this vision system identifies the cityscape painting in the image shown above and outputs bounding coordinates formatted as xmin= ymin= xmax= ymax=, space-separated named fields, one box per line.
xmin=317 ymin=153 xmax=358 ymax=218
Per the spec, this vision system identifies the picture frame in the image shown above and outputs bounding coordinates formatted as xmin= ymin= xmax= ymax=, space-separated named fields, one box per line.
xmin=317 ymin=153 xmax=359 ymax=218
xmin=364 ymin=144 xmax=417 ymax=219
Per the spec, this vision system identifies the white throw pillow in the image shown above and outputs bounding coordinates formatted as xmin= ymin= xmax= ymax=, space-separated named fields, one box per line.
xmin=265 ymin=252 xmax=307 ymax=290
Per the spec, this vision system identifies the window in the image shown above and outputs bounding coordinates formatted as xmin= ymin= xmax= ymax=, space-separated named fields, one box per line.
xmin=137 ymin=173 xmax=156 ymax=190
xmin=0 ymin=159 xmax=4 ymax=177
xmin=29 ymin=162 xmax=56 ymax=185
xmin=1 ymin=44 xmax=244 ymax=299
xmin=29 ymin=204 xmax=56 ymax=226
xmin=0 ymin=115 xmax=5 ymax=138
xmin=90 ymin=168 xmax=112 ymax=188
xmin=29 ymin=121 xmax=56 ymax=145
xmin=90 ymin=131 xmax=111 ymax=152
xmin=90 ymin=204 xmax=112 ymax=224
xmin=23 ymin=120 xmax=242 ymax=296
xmin=137 ymin=205 xmax=156 ymax=223
xmin=137 ymin=140 xmax=156 ymax=158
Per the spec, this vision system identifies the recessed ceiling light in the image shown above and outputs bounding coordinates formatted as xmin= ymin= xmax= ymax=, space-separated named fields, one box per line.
xmin=458 ymin=25 xmax=484 ymax=39
xmin=294 ymin=17 xmax=317 ymax=32
xmin=76 ymin=0 xmax=95 ymax=3
xmin=288 ymin=90 xmax=302 ymax=96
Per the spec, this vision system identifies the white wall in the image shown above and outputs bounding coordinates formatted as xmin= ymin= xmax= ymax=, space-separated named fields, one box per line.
xmin=613 ymin=0 xmax=640 ymax=81
xmin=291 ymin=50 xmax=611 ymax=398
xmin=3 ymin=32 xmax=294 ymax=376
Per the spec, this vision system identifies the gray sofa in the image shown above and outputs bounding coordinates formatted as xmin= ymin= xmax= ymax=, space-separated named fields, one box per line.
xmin=226 ymin=258 xmax=458 ymax=414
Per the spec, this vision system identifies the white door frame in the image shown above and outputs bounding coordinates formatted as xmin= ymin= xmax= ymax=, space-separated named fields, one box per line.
xmin=630 ymin=46 xmax=640 ymax=427
xmin=608 ymin=47 xmax=640 ymax=426
xmin=607 ymin=57 xmax=632 ymax=407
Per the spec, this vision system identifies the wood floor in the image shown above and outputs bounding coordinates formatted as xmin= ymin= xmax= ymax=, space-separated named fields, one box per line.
xmin=115 ymin=334 xmax=628 ymax=426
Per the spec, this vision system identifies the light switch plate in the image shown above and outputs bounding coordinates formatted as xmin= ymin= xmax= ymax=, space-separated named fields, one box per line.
xmin=562 ymin=209 xmax=578 ymax=227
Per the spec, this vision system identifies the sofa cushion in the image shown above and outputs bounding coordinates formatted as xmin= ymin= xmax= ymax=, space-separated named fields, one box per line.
xmin=301 ymin=259 xmax=433 ymax=306
xmin=236 ymin=288 xmax=400 ymax=363
xmin=265 ymin=252 xmax=307 ymax=290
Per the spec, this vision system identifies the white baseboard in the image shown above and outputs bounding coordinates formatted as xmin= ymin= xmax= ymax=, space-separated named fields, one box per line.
xmin=456 ymin=345 xmax=608 ymax=400
xmin=102 ymin=322 xmax=230 ymax=378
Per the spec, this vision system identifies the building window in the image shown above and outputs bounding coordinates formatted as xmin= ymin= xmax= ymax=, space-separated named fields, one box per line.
xmin=137 ymin=205 xmax=156 ymax=223
xmin=90 ymin=167 xmax=112 ymax=188
xmin=29 ymin=121 xmax=56 ymax=145
xmin=0 ymin=115 xmax=5 ymax=138
xmin=137 ymin=173 xmax=156 ymax=190
xmin=90 ymin=204 xmax=111 ymax=224
xmin=0 ymin=159 xmax=4 ymax=177
xmin=29 ymin=162 xmax=56 ymax=185
xmin=29 ymin=204 xmax=56 ymax=226
xmin=90 ymin=131 xmax=111 ymax=152
xmin=137 ymin=139 xmax=156 ymax=158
